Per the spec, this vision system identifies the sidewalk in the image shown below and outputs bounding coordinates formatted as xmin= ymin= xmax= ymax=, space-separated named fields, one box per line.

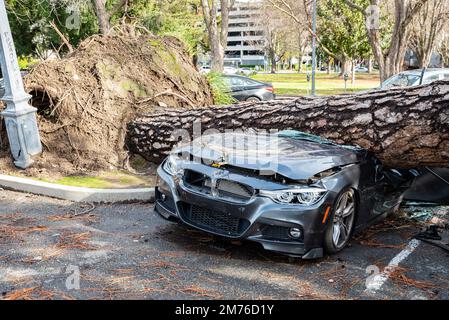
xmin=0 ymin=174 xmax=154 ymax=203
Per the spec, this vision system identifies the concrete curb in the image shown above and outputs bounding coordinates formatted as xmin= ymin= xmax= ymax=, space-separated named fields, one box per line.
xmin=0 ymin=174 xmax=155 ymax=203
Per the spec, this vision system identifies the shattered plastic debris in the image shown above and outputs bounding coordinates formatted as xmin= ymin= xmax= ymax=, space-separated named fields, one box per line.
xmin=413 ymin=225 xmax=449 ymax=253
xmin=401 ymin=202 xmax=449 ymax=223
xmin=409 ymin=211 xmax=434 ymax=222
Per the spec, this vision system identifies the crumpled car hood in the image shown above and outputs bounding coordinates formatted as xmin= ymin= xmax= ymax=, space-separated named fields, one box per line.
xmin=175 ymin=132 xmax=364 ymax=180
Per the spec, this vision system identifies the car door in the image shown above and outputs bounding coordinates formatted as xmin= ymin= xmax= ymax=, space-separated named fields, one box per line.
xmin=225 ymin=76 xmax=248 ymax=101
xmin=404 ymin=167 xmax=449 ymax=204
xmin=358 ymin=157 xmax=388 ymax=223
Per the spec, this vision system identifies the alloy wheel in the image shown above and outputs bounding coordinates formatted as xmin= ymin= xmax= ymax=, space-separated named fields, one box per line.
xmin=246 ymin=97 xmax=261 ymax=103
xmin=332 ymin=189 xmax=356 ymax=249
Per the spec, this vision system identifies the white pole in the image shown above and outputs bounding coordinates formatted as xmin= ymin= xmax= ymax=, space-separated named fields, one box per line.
xmin=0 ymin=0 xmax=42 ymax=168
xmin=311 ymin=0 xmax=317 ymax=96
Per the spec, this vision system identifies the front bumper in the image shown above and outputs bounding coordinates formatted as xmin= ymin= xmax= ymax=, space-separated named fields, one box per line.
xmin=154 ymin=165 xmax=335 ymax=259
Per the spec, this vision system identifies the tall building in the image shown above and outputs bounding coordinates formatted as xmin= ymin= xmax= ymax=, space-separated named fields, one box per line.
xmin=224 ymin=0 xmax=266 ymax=67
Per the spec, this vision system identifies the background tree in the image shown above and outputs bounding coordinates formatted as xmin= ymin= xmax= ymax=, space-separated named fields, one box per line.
xmin=6 ymin=0 xmax=97 ymax=58
xmin=295 ymin=30 xmax=310 ymax=72
xmin=269 ymin=0 xmax=436 ymax=81
xmin=344 ymin=0 xmax=432 ymax=81
xmin=200 ymin=0 xmax=235 ymax=72
xmin=91 ymin=0 xmax=129 ymax=34
xmin=438 ymin=23 xmax=449 ymax=67
xmin=409 ymin=0 xmax=449 ymax=68
xmin=267 ymin=0 xmax=370 ymax=78
xmin=318 ymin=0 xmax=371 ymax=79
xmin=263 ymin=0 xmax=309 ymax=73
xmin=6 ymin=0 xmax=205 ymax=61
xmin=136 ymin=0 xmax=206 ymax=55
xmin=252 ymin=3 xmax=292 ymax=73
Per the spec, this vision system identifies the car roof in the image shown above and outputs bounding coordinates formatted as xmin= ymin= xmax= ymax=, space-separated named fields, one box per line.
xmin=397 ymin=68 xmax=449 ymax=76
xmin=222 ymin=74 xmax=267 ymax=85
xmin=223 ymin=74 xmax=249 ymax=79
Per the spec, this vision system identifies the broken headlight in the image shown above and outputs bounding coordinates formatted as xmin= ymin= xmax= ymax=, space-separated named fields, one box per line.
xmin=163 ymin=154 xmax=184 ymax=177
xmin=260 ymin=187 xmax=327 ymax=205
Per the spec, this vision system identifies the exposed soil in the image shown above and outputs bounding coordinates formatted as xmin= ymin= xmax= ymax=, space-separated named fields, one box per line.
xmin=0 ymin=28 xmax=213 ymax=177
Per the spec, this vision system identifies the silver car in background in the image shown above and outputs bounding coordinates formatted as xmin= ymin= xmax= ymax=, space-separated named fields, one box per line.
xmin=381 ymin=68 xmax=449 ymax=89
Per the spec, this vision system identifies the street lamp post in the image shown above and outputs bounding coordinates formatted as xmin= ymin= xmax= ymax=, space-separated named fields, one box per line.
xmin=0 ymin=0 xmax=42 ymax=169
xmin=311 ymin=0 xmax=317 ymax=96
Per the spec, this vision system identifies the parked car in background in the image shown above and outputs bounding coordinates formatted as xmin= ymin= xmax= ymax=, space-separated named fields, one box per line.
xmin=223 ymin=66 xmax=239 ymax=75
xmin=238 ymin=68 xmax=256 ymax=76
xmin=199 ymin=66 xmax=211 ymax=74
xmin=380 ymin=68 xmax=449 ymax=89
xmin=155 ymin=131 xmax=415 ymax=258
xmin=355 ymin=66 xmax=369 ymax=73
xmin=222 ymin=75 xmax=275 ymax=102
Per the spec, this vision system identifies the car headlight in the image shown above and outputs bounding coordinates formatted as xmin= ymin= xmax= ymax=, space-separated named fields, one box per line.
xmin=260 ymin=187 xmax=327 ymax=205
xmin=163 ymin=155 xmax=184 ymax=177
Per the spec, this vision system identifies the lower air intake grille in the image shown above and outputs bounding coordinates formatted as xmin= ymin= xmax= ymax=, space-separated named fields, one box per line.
xmin=179 ymin=203 xmax=249 ymax=236
xmin=261 ymin=225 xmax=303 ymax=241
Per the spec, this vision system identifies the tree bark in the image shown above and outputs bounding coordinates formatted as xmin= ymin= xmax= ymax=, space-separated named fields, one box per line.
xmin=270 ymin=48 xmax=277 ymax=73
xmin=127 ymin=81 xmax=449 ymax=168
xmin=340 ymin=57 xmax=351 ymax=77
xmin=201 ymin=0 xmax=233 ymax=72
xmin=351 ymin=60 xmax=356 ymax=85
xmin=93 ymin=0 xmax=110 ymax=34
xmin=368 ymin=58 xmax=373 ymax=73
xmin=92 ymin=0 xmax=128 ymax=35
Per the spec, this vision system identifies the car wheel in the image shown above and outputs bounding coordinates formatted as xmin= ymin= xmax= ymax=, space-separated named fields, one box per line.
xmin=246 ymin=97 xmax=261 ymax=103
xmin=323 ymin=188 xmax=357 ymax=254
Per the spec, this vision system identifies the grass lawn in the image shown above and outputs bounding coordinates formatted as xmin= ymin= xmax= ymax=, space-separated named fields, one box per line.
xmin=251 ymin=72 xmax=381 ymax=96
xmin=33 ymin=170 xmax=155 ymax=189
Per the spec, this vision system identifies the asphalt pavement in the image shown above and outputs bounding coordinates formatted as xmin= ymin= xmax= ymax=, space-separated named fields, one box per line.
xmin=0 ymin=190 xmax=447 ymax=300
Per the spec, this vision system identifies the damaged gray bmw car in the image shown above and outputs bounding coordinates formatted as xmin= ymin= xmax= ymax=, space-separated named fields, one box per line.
xmin=154 ymin=131 xmax=415 ymax=259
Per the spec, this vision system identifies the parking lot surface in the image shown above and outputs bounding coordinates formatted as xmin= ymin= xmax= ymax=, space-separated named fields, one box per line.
xmin=0 ymin=190 xmax=448 ymax=300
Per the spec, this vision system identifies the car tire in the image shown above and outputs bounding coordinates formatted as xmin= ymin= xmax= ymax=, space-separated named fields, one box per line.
xmin=246 ymin=97 xmax=261 ymax=103
xmin=323 ymin=188 xmax=357 ymax=254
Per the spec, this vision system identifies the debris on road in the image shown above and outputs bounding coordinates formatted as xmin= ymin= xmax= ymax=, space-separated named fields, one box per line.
xmin=400 ymin=202 xmax=449 ymax=225
xmin=414 ymin=224 xmax=449 ymax=254
xmin=56 ymin=232 xmax=95 ymax=250
xmin=390 ymin=267 xmax=440 ymax=292
xmin=1 ymin=189 xmax=448 ymax=300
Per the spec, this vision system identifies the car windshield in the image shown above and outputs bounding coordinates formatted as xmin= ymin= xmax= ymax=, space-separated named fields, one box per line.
xmin=223 ymin=76 xmax=258 ymax=87
xmin=277 ymin=130 xmax=364 ymax=151
xmin=381 ymin=73 xmax=421 ymax=89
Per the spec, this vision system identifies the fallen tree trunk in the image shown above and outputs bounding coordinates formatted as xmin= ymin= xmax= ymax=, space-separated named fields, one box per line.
xmin=127 ymin=81 xmax=449 ymax=168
